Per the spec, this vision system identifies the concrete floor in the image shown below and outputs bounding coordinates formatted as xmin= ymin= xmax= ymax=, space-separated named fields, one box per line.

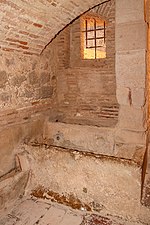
xmin=0 ymin=197 xmax=148 ymax=225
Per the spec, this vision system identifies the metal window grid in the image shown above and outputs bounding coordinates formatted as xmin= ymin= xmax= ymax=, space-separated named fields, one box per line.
xmin=82 ymin=18 xmax=106 ymax=59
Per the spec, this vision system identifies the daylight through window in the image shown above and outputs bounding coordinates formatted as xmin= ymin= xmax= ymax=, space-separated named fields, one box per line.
xmin=81 ymin=17 xmax=106 ymax=59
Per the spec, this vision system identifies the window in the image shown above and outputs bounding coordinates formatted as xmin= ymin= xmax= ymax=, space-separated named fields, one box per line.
xmin=81 ymin=16 xmax=106 ymax=59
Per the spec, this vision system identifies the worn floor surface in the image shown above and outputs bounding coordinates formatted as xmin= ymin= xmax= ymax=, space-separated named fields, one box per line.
xmin=0 ymin=197 xmax=148 ymax=225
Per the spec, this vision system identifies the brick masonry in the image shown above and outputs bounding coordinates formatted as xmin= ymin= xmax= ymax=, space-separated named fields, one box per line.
xmin=52 ymin=0 xmax=119 ymax=127
xmin=0 ymin=0 xmax=110 ymax=55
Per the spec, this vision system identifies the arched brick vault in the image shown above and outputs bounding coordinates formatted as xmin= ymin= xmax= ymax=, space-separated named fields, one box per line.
xmin=0 ymin=0 xmax=110 ymax=55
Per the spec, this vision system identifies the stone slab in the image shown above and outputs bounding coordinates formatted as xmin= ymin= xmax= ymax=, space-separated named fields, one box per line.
xmin=0 ymin=171 xmax=29 ymax=211
xmin=116 ymin=50 xmax=146 ymax=88
xmin=116 ymin=22 xmax=147 ymax=52
xmin=0 ymin=118 xmax=44 ymax=177
xmin=116 ymin=86 xmax=132 ymax=106
xmin=60 ymin=212 xmax=82 ymax=225
xmin=116 ymin=0 xmax=144 ymax=24
xmin=115 ymin=129 xmax=146 ymax=145
xmin=132 ymin=87 xmax=145 ymax=107
xmin=0 ymin=198 xmax=149 ymax=225
xmin=44 ymin=122 xmax=115 ymax=156
xmin=38 ymin=205 xmax=66 ymax=225
xmin=117 ymin=105 xmax=145 ymax=131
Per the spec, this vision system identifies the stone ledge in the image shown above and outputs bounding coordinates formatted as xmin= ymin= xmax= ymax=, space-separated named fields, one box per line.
xmin=43 ymin=122 xmax=146 ymax=164
xmin=43 ymin=121 xmax=115 ymax=156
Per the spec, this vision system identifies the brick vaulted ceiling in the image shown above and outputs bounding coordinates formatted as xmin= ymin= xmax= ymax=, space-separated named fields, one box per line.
xmin=0 ymin=0 xmax=109 ymax=55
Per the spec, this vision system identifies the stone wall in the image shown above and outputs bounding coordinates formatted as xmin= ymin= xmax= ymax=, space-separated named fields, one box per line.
xmin=0 ymin=41 xmax=58 ymax=177
xmin=0 ymin=49 xmax=57 ymax=112
xmin=115 ymin=0 xmax=148 ymax=152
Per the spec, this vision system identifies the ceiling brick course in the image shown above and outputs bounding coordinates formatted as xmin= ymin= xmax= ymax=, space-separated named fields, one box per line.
xmin=0 ymin=0 xmax=107 ymax=55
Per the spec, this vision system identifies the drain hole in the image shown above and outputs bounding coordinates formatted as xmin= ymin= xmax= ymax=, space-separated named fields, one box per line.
xmin=56 ymin=135 xmax=60 ymax=141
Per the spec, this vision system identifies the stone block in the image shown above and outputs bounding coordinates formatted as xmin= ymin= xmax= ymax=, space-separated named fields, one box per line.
xmin=11 ymin=125 xmax=23 ymax=145
xmin=0 ymin=199 xmax=52 ymax=225
xmin=0 ymin=171 xmax=29 ymax=211
xmin=22 ymin=88 xmax=33 ymax=99
xmin=145 ymin=0 xmax=150 ymax=23
xmin=38 ymin=206 xmax=66 ymax=224
xmin=114 ymin=143 xmax=145 ymax=163
xmin=0 ymin=126 xmax=23 ymax=176
xmin=132 ymin=87 xmax=145 ymax=107
xmin=40 ymin=86 xmax=53 ymax=99
xmin=117 ymin=105 xmax=145 ymax=131
xmin=0 ymin=92 xmax=11 ymax=102
xmin=0 ymin=119 xmax=44 ymax=177
xmin=116 ymin=50 xmax=146 ymax=88
xmin=16 ymin=153 xmax=30 ymax=171
xmin=116 ymin=0 xmax=144 ymax=24
xmin=115 ymin=128 xmax=146 ymax=145
xmin=40 ymin=72 xmax=50 ymax=84
xmin=22 ymin=118 xmax=45 ymax=143
xmin=116 ymin=22 xmax=147 ymax=51
xmin=29 ymin=71 xmax=39 ymax=85
xmin=44 ymin=122 xmax=115 ymax=156
xmin=60 ymin=212 xmax=83 ymax=225
xmin=0 ymin=71 xmax=8 ymax=88
xmin=116 ymin=86 xmax=131 ymax=106
xmin=11 ymin=75 xmax=26 ymax=87
xmin=0 ymin=128 xmax=21 ymax=177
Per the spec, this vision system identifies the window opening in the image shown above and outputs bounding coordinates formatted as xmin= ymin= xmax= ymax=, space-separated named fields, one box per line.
xmin=81 ymin=17 xmax=106 ymax=59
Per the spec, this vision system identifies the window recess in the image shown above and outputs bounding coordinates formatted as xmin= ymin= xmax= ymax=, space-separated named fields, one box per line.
xmin=81 ymin=17 xmax=106 ymax=59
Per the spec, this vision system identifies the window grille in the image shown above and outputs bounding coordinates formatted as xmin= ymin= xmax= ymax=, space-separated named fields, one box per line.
xmin=81 ymin=17 xmax=106 ymax=59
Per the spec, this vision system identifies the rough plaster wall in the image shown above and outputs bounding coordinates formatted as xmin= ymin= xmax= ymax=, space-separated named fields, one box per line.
xmin=47 ymin=0 xmax=119 ymax=128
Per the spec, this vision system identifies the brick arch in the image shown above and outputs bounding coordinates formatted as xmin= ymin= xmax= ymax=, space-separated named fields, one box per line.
xmin=0 ymin=0 xmax=109 ymax=55
xmin=92 ymin=0 xmax=114 ymax=19
xmin=81 ymin=0 xmax=113 ymax=25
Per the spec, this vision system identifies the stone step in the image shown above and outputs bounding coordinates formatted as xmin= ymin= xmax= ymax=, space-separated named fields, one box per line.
xmin=43 ymin=121 xmax=146 ymax=162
